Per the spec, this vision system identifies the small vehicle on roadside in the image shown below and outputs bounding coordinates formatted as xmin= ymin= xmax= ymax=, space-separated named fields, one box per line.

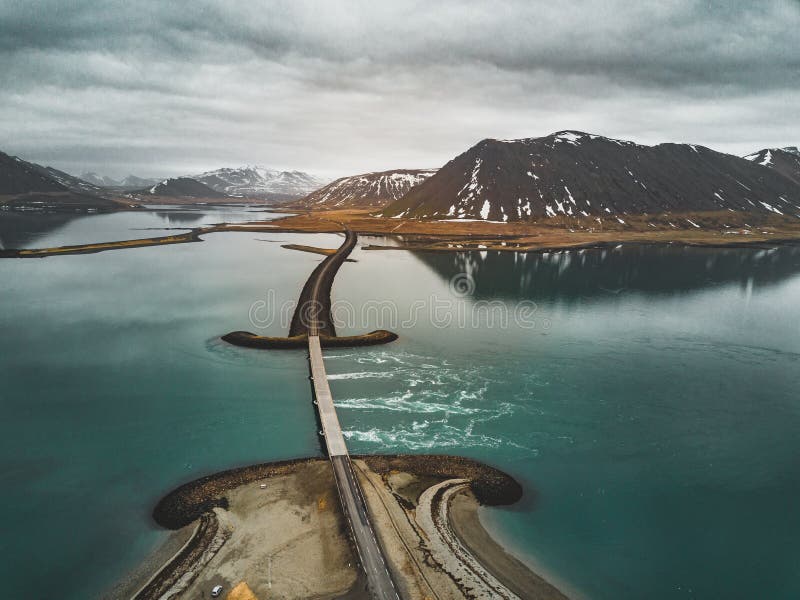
xmin=211 ymin=584 xmax=223 ymax=597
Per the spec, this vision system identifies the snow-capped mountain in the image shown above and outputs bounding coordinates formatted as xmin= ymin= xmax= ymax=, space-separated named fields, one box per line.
xmin=135 ymin=177 xmax=227 ymax=198
xmin=30 ymin=165 xmax=105 ymax=196
xmin=193 ymin=166 xmax=326 ymax=199
xmin=744 ymin=147 xmax=800 ymax=186
xmin=79 ymin=172 xmax=160 ymax=190
xmin=379 ymin=131 xmax=800 ymax=221
xmin=293 ymin=169 xmax=437 ymax=210
xmin=120 ymin=175 xmax=160 ymax=189
xmin=80 ymin=171 xmax=121 ymax=187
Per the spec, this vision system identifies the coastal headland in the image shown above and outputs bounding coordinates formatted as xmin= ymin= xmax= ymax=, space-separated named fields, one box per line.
xmin=114 ymin=455 xmax=566 ymax=600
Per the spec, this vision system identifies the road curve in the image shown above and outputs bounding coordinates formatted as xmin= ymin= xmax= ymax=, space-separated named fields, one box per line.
xmin=222 ymin=227 xmax=398 ymax=349
xmin=290 ymin=228 xmax=357 ymax=337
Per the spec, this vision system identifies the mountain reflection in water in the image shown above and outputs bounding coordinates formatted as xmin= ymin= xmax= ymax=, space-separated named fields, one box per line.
xmin=412 ymin=243 xmax=800 ymax=300
xmin=0 ymin=211 xmax=77 ymax=248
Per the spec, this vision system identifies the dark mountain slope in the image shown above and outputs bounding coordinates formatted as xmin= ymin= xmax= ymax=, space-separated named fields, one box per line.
xmin=27 ymin=164 xmax=106 ymax=196
xmin=1 ymin=152 xmax=66 ymax=195
xmin=135 ymin=177 xmax=227 ymax=198
xmin=379 ymin=132 xmax=800 ymax=221
xmin=744 ymin=147 xmax=800 ymax=187
xmin=0 ymin=151 xmax=135 ymax=211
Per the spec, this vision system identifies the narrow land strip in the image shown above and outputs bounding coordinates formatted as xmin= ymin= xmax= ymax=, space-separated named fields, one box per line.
xmin=3 ymin=209 xmax=800 ymax=259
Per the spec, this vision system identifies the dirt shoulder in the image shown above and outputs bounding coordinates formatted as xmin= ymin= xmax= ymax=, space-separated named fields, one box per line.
xmin=178 ymin=460 xmax=359 ymax=599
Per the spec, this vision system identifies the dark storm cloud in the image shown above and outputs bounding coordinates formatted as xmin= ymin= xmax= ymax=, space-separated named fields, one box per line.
xmin=1 ymin=0 xmax=798 ymax=177
xmin=4 ymin=1 xmax=798 ymax=90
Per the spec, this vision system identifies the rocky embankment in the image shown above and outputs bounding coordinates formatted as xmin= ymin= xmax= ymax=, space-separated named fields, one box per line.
xmin=120 ymin=455 xmax=553 ymax=600
xmin=362 ymin=454 xmax=523 ymax=506
xmin=153 ymin=455 xmax=521 ymax=530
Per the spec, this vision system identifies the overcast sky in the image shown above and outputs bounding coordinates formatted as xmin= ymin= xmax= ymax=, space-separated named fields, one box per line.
xmin=1 ymin=0 xmax=799 ymax=179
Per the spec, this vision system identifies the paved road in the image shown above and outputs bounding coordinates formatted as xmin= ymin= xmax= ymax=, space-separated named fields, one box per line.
xmin=308 ymin=335 xmax=348 ymax=456
xmin=290 ymin=228 xmax=357 ymax=337
xmin=305 ymin=230 xmax=400 ymax=600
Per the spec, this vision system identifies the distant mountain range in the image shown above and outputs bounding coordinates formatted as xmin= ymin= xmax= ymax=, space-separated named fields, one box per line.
xmin=79 ymin=172 xmax=163 ymax=190
xmin=79 ymin=165 xmax=326 ymax=200
xmin=378 ymin=131 xmax=800 ymax=221
xmin=133 ymin=177 xmax=227 ymax=199
xmin=193 ymin=166 xmax=326 ymax=200
xmin=292 ymin=169 xmax=438 ymax=210
xmin=0 ymin=151 xmax=136 ymax=212
xmin=743 ymin=147 xmax=800 ymax=187
xmin=4 ymin=139 xmax=800 ymax=219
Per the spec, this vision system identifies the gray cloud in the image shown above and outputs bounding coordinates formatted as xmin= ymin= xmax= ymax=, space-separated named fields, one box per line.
xmin=1 ymin=0 xmax=798 ymax=178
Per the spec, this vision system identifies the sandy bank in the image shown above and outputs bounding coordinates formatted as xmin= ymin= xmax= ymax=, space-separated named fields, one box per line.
xmin=449 ymin=490 xmax=568 ymax=599
xmin=127 ymin=455 xmax=568 ymax=600
xmin=103 ymin=525 xmax=195 ymax=599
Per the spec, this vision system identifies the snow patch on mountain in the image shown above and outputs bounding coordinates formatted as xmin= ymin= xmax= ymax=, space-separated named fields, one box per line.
xmin=78 ymin=173 xmax=159 ymax=190
xmin=300 ymin=169 xmax=437 ymax=210
xmin=380 ymin=131 xmax=800 ymax=222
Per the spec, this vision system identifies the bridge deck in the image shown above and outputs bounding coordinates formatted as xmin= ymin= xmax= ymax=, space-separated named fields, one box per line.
xmin=308 ymin=335 xmax=348 ymax=457
xmin=308 ymin=334 xmax=399 ymax=600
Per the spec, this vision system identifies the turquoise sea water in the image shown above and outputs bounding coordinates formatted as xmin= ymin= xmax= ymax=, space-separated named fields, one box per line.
xmin=1 ymin=209 xmax=799 ymax=598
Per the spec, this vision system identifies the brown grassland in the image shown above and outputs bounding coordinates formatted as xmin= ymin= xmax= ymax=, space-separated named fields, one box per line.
xmin=3 ymin=208 xmax=800 ymax=259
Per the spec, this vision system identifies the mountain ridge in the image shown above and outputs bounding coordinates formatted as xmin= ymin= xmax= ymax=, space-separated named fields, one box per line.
xmin=292 ymin=168 xmax=437 ymax=210
xmin=193 ymin=166 xmax=326 ymax=199
xmin=379 ymin=131 xmax=800 ymax=221
xmin=743 ymin=147 xmax=800 ymax=187
xmin=77 ymin=166 xmax=325 ymax=199
xmin=1 ymin=151 xmax=136 ymax=212
xmin=133 ymin=177 xmax=227 ymax=199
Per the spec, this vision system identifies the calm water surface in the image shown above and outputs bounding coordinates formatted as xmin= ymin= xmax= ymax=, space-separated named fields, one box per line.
xmin=1 ymin=209 xmax=799 ymax=599
xmin=0 ymin=204 xmax=281 ymax=248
